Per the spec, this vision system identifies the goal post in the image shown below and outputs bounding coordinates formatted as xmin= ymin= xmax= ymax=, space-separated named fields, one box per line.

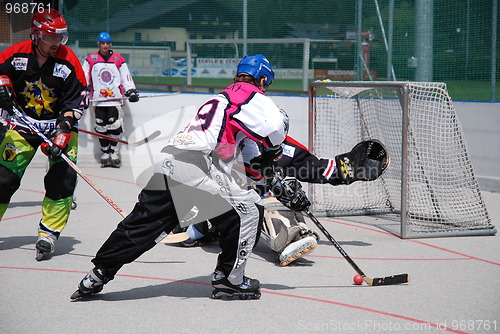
xmin=308 ymin=80 xmax=495 ymax=238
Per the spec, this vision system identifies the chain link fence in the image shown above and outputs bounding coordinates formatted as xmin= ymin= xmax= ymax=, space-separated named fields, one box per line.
xmin=1 ymin=0 xmax=498 ymax=101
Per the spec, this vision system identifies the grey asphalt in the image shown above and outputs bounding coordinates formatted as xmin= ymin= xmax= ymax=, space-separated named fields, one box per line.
xmin=1 ymin=164 xmax=499 ymax=334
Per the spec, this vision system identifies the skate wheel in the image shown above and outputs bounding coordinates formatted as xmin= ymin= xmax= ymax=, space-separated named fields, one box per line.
xmin=35 ymin=252 xmax=44 ymax=261
xmin=251 ymin=292 xmax=262 ymax=299
xmin=71 ymin=201 xmax=77 ymax=210
xmin=239 ymin=295 xmax=249 ymax=300
xmin=70 ymin=290 xmax=82 ymax=300
xmin=211 ymin=291 xmax=222 ymax=299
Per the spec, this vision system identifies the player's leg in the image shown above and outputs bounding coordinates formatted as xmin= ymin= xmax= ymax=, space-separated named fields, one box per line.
xmin=105 ymin=106 xmax=123 ymax=168
xmin=94 ymin=107 xmax=112 ymax=167
xmin=37 ymin=132 xmax=79 ymax=260
xmin=262 ymin=197 xmax=318 ymax=266
xmin=72 ymin=172 xmax=186 ymax=299
xmin=0 ymin=128 xmax=35 ymax=220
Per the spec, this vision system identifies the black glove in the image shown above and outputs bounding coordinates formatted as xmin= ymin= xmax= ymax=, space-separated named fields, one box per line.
xmin=0 ymin=76 xmax=15 ymax=115
xmin=124 ymin=89 xmax=139 ymax=102
xmin=334 ymin=140 xmax=390 ymax=185
xmin=272 ymin=177 xmax=311 ymax=212
xmin=40 ymin=128 xmax=72 ymax=160
xmin=249 ymin=146 xmax=283 ymax=178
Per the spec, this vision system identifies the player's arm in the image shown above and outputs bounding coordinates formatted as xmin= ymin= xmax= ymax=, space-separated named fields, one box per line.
xmin=120 ymin=63 xmax=139 ymax=102
xmin=278 ymin=136 xmax=337 ymax=184
xmin=0 ymin=75 xmax=15 ymax=115
xmin=40 ymin=111 xmax=76 ymax=160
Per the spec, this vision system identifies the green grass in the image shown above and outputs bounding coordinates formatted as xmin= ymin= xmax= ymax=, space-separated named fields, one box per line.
xmin=134 ymin=76 xmax=499 ymax=101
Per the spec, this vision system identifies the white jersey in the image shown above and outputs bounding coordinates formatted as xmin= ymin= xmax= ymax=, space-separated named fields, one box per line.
xmin=83 ymin=50 xmax=136 ymax=107
xmin=167 ymin=82 xmax=287 ymax=172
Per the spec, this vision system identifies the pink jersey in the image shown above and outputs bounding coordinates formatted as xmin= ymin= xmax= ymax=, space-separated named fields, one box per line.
xmin=83 ymin=51 xmax=136 ymax=106
xmin=168 ymin=82 xmax=286 ymax=168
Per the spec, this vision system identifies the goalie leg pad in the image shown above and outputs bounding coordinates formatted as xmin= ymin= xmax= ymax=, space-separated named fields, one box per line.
xmin=263 ymin=197 xmax=303 ymax=253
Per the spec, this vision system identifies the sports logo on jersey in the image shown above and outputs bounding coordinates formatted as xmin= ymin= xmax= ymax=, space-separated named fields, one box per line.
xmin=12 ymin=57 xmax=28 ymax=71
xmin=20 ymin=79 xmax=56 ymax=116
xmin=99 ymin=88 xmax=114 ymax=98
xmin=99 ymin=68 xmax=114 ymax=84
xmin=282 ymin=144 xmax=295 ymax=158
xmin=2 ymin=143 xmax=22 ymax=162
xmin=66 ymin=147 xmax=77 ymax=160
xmin=53 ymin=63 xmax=72 ymax=80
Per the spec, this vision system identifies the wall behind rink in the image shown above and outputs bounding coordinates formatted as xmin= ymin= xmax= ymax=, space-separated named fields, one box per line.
xmin=31 ymin=93 xmax=499 ymax=192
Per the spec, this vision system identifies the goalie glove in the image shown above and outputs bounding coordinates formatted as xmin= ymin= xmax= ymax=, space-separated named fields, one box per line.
xmin=334 ymin=139 xmax=390 ymax=185
xmin=40 ymin=128 xmax=72 ymax=161
xmin=249 ymin=145 xmax=283 ymax=178
xmin=124 ymin=89 xmax=139 ymax=102
xmin=271 ymin=175 xmax=311 ymax=212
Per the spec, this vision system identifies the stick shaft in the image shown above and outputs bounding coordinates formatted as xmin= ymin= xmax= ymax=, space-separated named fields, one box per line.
xmin=12 ymin=106 xmax=127 ymax=218
xmin=305 ymin=209 xmax=366 ymax=276
xmin=90 ymin=92 xmax=179 ymax=103
xmin=79 ymin=128 xmax=132 ymax=145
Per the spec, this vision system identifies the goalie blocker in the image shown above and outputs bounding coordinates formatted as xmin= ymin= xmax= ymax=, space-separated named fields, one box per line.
xmin=334 ymin=140 xmax=389 ymax=185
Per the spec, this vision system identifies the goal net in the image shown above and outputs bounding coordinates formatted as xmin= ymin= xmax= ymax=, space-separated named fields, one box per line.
xmin=309 ymin=81 xmax=495 ymax=238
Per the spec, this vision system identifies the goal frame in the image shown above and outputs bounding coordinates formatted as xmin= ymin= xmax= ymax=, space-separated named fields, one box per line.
xmin=308 ymin=80 xmax=495 ymax=239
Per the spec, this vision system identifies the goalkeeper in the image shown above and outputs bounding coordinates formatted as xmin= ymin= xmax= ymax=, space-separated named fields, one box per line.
xmin=172 ymin=136 xmax=388 ymax=266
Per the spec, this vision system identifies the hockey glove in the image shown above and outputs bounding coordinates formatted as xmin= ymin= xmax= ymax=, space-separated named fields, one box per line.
xmin=125 ymin=89 xmax=139 ymax=102
xmin=272 ymin=176 xmax=311 ymax=212
xmin=41 ymin=128 xmax=72 ymax=161
xmin=334 ymin=139 xmax=390 ymax=185
xmin=249 ymin=146 xmax=283 ymax=178
xmin=0 ymin=75 xmax=15 ymax=115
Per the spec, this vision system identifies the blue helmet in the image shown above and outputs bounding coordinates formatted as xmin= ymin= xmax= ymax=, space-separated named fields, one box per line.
xmin=237 ymin=54 xmax=275 ymax=85
xmin=98 ymin=32 xmax=111 ymax=42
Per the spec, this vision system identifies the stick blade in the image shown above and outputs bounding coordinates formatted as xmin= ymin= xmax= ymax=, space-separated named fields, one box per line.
xmin=365 ymin=273 xmax=410 ymax=286
xmin=159 ymin=232 xmax=190 ymax=244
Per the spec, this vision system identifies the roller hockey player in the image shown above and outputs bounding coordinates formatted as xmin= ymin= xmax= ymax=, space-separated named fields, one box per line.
xmin=71 ymin=54 xmax=286 ymax=300
xmin=172 ymin=136 xmax=389 ymax=266
xmin=83 ymin=32 xmax=139 ymax=168
xmin=0 ymin=9 xmax=87 ymax=261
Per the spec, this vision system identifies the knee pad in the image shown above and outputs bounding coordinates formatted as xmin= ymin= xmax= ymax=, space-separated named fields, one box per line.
xmin=94 ymin=118 xmax=107 ymax=134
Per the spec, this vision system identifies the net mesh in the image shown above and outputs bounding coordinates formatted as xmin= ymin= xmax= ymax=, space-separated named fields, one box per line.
xmin=310 ymin=81 xmax=494 ymax=238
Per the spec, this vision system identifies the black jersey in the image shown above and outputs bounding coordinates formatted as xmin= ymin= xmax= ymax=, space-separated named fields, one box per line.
xmin=278 ymin=136 xmax=336 ymax=184
xmin=243 ymin=136 xmax=337 ymax=190
xmin=0 ymin=40 xmax=87 ymax=122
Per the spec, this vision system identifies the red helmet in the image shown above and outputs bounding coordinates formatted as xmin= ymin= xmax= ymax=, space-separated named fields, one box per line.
xmin=31 ymin=9 xmax=68 ymax=45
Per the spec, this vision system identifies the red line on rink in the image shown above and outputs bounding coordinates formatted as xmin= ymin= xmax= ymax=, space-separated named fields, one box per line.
xmin=0 ymin=266 xmax=467 ymax=334
xmin=1 ymin=211 xmax=42 ymax=221
xmin=321 ymin=217 xmax=500 ymax=266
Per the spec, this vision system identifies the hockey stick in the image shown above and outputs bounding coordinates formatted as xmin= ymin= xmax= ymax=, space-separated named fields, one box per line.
xmin=90 ymin=92 xmax=180 ymax=104
xmin=78 ymin=128 xmax=161 ymax=147
xmin=11 ymin=105 xmax=127 ymax=218
xmin=158 ymin=232 xmax=190 ymax=244
xmin=304 ymin=209 xmax=409 ymax=286
xmin=272 ymin=173 xmax=409 ymax=286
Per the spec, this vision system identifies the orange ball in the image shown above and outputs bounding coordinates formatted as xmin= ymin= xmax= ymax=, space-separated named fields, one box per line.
xmin=353 ymin=274 xmax=364 ymax=285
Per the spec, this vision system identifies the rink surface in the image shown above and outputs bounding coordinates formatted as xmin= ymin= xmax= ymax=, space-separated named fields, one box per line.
xmin=1 ymin=162 xmax=499 ymax=334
